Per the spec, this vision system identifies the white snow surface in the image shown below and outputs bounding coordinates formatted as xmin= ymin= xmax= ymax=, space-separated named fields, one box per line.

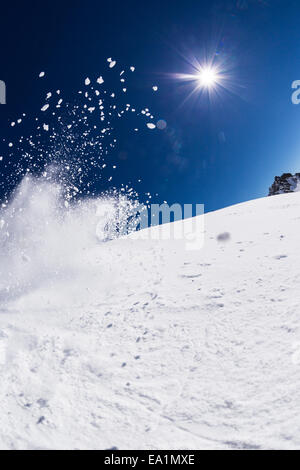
xmin=1 ymin=180 xmax=300 ymax=450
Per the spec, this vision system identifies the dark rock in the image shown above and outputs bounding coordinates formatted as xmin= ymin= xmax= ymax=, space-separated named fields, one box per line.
xmin=268 ymin=173 xmax=300 ymax=196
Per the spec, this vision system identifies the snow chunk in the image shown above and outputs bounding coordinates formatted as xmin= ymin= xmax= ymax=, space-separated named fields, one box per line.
xmin=107 ymin=58 xmax=116 ymax=68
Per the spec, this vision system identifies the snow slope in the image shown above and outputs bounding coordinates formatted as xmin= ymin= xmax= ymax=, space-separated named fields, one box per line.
xmin=1 ymin=182 xmax=300 ymax=450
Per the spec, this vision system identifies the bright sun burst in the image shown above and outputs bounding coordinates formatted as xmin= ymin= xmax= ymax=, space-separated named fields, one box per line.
xmin=198 ymin=67 xmax=219 ymax=88
xmin=170 ymin=54 xmax=238 ymax=108
xmin=171 ymin=61 xmax=225 ymax=104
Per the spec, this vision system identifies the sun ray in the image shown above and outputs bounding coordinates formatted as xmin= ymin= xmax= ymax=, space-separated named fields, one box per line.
xmin=167 ymin=52 xmax=241 ymax=109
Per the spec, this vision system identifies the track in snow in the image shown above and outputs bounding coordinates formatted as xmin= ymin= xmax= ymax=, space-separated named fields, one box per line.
xmin=1 ymin=186 xmax=300 ymax=449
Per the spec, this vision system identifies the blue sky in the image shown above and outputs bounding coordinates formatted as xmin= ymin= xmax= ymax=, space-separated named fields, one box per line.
xmin=1 ymin=0 xmax=300 ymax=212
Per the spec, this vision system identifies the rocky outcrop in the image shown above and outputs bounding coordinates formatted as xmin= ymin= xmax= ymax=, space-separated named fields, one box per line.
xmin=268 ymin=173 xmax=300 ymax=196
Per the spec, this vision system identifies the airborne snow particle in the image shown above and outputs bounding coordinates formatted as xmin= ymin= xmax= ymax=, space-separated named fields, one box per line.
xmin=85 ymin=78 xmax=91 ymax=86
xmin=97 ymin=76 xmax=104 ymax=85
xmin=108 ymin=60 xmax=116 ymax=69
xmin=41 ymin=104 xmax=49 ymax=112
xmin=147 ymin=123 xmax=156 ymax=129
xmin=39 ymin=71 xmax=45 ymax=78
xmin=152 ymin=86 xmax=158 ymax=91
xmin=43 ymin=124 xmax=49 ymax=132
xmin=130 ymin=66 xmax=135 ymax=72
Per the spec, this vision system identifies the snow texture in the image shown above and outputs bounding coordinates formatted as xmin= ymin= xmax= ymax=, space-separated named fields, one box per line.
xmin=0 ymin=184 xmax=300 ymax=450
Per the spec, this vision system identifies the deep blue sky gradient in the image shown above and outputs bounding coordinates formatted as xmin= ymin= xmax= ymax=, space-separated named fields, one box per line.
xmin=1 ymin=0 xmax=300 ymax=212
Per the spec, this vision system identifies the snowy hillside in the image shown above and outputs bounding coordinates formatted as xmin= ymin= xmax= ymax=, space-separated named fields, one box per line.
xmin=1 ymin=181 xmax=300 ymax=450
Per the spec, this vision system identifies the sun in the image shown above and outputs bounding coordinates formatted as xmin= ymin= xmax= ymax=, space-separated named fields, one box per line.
xmin=169 ymin=54 xmax=237 ymax=107
xmin=198 ymin=67 xmax=219 ymax=88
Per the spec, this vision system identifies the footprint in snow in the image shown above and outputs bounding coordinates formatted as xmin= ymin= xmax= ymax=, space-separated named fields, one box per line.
xmin=217 ymin=232 xmax=231 ymax=242
xmin=181 ymin=274 xmax=202 ymax=279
